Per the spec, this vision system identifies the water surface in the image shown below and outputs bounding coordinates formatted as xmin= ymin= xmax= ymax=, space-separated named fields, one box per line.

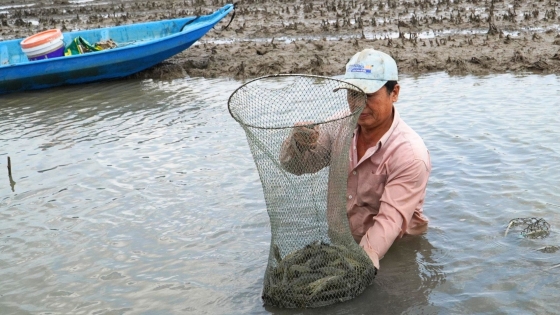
xmin=1 ymin=73 xmax=559 ymax=314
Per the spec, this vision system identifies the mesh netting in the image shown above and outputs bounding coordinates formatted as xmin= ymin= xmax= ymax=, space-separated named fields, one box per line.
xmin=228 ymin=74 xmax=377 ymax=308
xmin=504 ymin=217 xmax=551 ymax=239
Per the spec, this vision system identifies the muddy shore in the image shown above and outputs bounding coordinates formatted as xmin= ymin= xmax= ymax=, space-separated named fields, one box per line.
xmin=2 ymin=0 xmax=560 ymax=80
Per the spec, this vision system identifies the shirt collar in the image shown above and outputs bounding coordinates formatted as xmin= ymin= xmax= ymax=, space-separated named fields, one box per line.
xmin=378 ymin=107 xmax=400 ymax=148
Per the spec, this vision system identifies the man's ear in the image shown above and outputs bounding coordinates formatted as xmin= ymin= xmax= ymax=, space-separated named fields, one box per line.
xmin=391 ymin=84 xmax=400 ymax=102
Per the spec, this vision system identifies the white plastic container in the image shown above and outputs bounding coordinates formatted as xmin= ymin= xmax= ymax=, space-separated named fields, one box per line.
xmin=20 ymin=29 xmax=65 ymax=61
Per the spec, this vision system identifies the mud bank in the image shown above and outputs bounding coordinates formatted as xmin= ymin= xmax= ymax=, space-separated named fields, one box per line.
xmin=157 ymin=30 xmax=560 ymax=80
xmin=2 ymin=0 xmax=560 ymax=80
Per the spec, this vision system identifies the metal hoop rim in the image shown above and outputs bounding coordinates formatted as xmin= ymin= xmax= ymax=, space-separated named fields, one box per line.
xmin=227 ymin=74 xmax=366 ymax=130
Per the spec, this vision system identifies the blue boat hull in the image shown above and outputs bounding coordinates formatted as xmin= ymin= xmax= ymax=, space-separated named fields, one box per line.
xmin=0 ymin=4 xmax=233 ymax=94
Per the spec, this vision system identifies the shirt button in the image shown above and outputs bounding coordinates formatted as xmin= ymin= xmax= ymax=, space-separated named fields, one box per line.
xmin=353 ymin=171 xmax=357 ymax=175
xmin=348 ymin=195 xmax=352 ymax=199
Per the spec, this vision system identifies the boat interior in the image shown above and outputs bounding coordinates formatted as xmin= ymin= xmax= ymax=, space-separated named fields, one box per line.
xmin=0 ymin=15 xmax=201 ymax=66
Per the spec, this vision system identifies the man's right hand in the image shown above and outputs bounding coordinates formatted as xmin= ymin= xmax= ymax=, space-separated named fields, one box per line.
xmin=291 ymin=122 xmax=319 ymax=151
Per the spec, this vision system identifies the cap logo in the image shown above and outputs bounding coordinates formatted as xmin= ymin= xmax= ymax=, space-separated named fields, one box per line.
xmin=349 ymin=64 xmax=373 ymax=74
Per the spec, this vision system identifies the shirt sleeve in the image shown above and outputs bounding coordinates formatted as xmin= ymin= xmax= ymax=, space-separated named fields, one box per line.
xmin=359 ymin=158 xmax=430 ymax=269
xmin=279 ymin=127 xmax=332 ymax=175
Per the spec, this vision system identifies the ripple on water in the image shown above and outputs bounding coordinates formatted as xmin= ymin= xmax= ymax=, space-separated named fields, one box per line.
xmin=1 ymin=73 xmax=560 ymax=314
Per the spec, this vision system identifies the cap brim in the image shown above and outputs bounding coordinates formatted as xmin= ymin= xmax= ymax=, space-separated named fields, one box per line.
xmin=332 ymin=81 xmax=364 ymax=94
xmin=342 ymin=78 xmax=387 ymax=94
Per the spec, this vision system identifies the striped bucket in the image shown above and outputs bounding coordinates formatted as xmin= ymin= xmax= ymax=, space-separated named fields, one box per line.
xmin=20 ymin=29 xmax=65 ymax=61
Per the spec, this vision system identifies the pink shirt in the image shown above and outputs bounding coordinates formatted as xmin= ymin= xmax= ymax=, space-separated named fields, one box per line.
xmin=348 ymin=109 xmax=430 ymax=268
xmin=280 ymin=108 xmax=431 ymax=268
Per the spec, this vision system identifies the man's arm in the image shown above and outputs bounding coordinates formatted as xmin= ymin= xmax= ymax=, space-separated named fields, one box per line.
xmin=359 ymin=158 xmax=430 ymax=269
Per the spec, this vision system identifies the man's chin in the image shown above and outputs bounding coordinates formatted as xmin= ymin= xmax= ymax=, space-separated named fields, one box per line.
xmin=358 ymin=114 xmax=372 ymax=123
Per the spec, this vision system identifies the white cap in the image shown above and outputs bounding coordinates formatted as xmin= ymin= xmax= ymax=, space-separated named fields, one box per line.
xmin=342 ymin=49 xmax=398 ymax=94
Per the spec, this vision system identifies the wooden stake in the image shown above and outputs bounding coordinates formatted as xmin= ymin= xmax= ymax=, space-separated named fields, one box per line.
xmin=7 ymin=156 xmax=15 ymax=192
xmin=7 ymin=156 xmax=12 ymax=177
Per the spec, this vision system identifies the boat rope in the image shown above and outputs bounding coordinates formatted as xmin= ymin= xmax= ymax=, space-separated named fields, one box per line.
xmin=181 ymin=16 xmax=201 ymax=32
xmin=221 ymin=2 xmax=237 ymax=31
xmin=182 ymin=3 xmax=236 ymax=33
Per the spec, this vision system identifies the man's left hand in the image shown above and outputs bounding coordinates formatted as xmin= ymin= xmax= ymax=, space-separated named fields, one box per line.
xmin=360 ymin=243 xmax=380 ymax=269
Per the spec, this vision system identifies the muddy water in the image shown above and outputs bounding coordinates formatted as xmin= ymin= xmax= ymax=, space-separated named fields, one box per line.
xmin=1 ymin=73 xmax=560 ymax=314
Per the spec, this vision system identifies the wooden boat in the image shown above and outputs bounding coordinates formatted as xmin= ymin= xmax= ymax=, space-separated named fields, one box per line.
xmin=0 ymin=4 xmax=234 ymax=95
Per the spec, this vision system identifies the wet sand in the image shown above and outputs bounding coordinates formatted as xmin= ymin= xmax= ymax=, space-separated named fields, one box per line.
xmin=2 ymin=0 xmax=560 ymax=80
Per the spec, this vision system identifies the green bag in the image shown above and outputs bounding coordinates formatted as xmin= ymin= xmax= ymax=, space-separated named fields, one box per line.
xmin=64 ymin=37 xmax=102 ymax=56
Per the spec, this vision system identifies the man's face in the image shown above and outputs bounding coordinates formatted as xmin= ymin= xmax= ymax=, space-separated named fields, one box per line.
xmin=348 ymin=84 xmax=400 ymax=130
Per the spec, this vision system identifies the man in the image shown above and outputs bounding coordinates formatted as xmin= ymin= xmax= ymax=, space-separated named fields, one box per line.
xmin=280 ymin=48 xmax=431 ymax=270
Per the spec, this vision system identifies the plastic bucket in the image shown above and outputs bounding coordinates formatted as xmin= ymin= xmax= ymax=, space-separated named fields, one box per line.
xmin=20 ymin=29 xmax=65 ymax=61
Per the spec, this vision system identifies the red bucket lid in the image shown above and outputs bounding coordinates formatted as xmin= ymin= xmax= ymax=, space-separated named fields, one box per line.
xmin=20 ymin=29 xmax=63 ymax=49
